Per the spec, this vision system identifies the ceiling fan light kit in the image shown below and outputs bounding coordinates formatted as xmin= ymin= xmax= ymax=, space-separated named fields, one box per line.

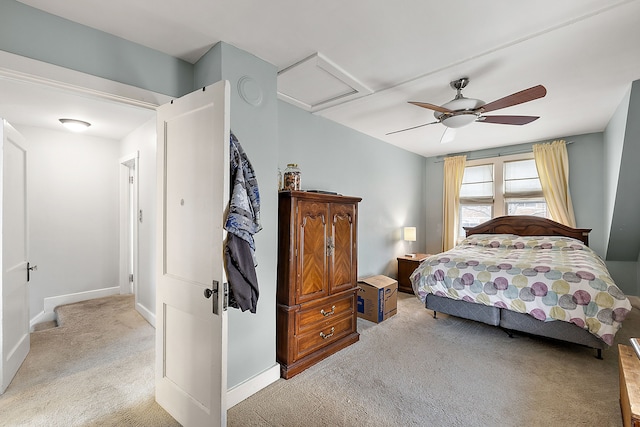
xmin=389 ymin=77 xmax=547 ymax=139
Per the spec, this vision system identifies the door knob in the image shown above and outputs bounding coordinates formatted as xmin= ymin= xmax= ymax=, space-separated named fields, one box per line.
xmin=204 ymin=288 xmax=214 ymax=299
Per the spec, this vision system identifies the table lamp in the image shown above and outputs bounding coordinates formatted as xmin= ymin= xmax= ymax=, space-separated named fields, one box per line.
xmin=404 ymin=226 xmax=416 ymax=258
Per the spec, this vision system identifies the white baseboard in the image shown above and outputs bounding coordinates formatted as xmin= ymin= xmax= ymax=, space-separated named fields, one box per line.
xmin=30 ymin=310 xmax=50 ymax=331
xmin=135 ymin=301 xmax=156 ymax=328
xmin=226 ymin=364 xmax=280 ymax=409
xmin=30 ymin=286 xmax=121 ymax=329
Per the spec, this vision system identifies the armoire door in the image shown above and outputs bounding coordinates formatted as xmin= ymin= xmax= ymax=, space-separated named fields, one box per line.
xmin=296 ymin=200 xmax=329 ymax=304
xmin=329 ymin=203 xmax=357 ymax=294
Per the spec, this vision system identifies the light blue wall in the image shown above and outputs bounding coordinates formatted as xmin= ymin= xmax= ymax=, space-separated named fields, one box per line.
xmin=194 ymin=42 xmax=279 ymax=389
xmin=425 ymin=136 xmax=603 ymax=253
xmin=602 ymin=88 xmax=629 ymax=253
xmin=601 ymin=80 xmax=640 ymax=295
xmin=278 ymin=101 xmax=426 ymax=278
xmin=606 ymin=81 xmax=640 ymax=262
xmin=0 ymin=0 xmax=193 ymax=96
xmin=565 ymin=133 xmax=605 ymax=257
xmin=194 ymin=43 xmax=223 ymax=90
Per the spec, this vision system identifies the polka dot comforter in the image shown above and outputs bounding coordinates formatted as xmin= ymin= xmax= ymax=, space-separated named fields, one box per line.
xmin=410 ymin=234 xmax=632 ymax=345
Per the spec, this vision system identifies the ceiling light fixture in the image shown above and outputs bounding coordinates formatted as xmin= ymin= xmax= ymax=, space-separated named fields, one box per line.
xmin=59 ymin=118 xmax=91 ymax=132
xmin=434 ymin=90 xmax=485 ymax=129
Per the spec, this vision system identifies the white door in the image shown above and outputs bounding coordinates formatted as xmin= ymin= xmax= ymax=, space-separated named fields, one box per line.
xmin=0 ymin=120 xmax=30 ymax=394
xmin=155 ymin=81 xmax=230 ymax=426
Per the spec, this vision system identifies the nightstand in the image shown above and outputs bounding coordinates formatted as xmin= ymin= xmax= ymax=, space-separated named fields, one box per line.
xmin=396 ymin=254 xmax=429 ymax=294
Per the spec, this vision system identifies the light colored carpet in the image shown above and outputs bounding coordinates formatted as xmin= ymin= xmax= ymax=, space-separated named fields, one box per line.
xmin=229 ymin=293 xmax=639 ymax=427
xmin=0 ymin=295 xmax=179 ymax=427
xmin=1 ymin=292 xmax=637 ymax=426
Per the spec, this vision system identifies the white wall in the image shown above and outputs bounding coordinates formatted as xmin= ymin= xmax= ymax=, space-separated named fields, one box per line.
xmin=119 ymin=119 xmax=157 ymax=324
xmin=18 ymin=125 xmax=120 ymax=322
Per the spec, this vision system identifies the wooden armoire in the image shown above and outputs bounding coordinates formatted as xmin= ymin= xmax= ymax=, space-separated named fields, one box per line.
xmin=276 ymin=191 xmax=361 ymax=379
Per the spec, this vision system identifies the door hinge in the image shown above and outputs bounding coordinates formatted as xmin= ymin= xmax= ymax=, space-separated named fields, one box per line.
xmin=223 ymin=282 xmax=229 ymax=311
xmin=129 ymin=273 xmax=134 ymax=282
xmin=129 ymin=176 xmax=134 ymax=184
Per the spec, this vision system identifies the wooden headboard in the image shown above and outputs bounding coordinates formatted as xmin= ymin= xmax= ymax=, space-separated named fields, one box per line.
xmin=463 ymin=215 xmax=592 ymax=246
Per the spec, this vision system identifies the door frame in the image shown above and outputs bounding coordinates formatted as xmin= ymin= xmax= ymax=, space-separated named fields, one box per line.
xmin=119 ymin=152 xmax=139 ymax=297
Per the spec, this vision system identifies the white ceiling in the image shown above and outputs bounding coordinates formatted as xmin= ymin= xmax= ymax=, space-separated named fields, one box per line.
xmin=4 ymin=0 xmax=640 ymax=156
xmin=0 ymin=75 xmax=156 ymax=141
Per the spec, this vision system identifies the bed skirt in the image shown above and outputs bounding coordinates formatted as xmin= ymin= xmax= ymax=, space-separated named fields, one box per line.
xmin=425 ymin=294 xmax=606 ymax=354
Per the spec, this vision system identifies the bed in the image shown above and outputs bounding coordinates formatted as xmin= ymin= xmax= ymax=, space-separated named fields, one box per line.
xmin=410 ymin=215 xmax=632 ymax=359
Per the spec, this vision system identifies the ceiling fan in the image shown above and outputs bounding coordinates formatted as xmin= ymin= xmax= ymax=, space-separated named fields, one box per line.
xmin=387 ymin=78 xmax=547 ymax=141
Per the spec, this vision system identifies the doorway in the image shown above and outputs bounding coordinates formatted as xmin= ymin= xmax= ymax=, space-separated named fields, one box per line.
xmin=0 ymin=53 xmax=166 ymax=327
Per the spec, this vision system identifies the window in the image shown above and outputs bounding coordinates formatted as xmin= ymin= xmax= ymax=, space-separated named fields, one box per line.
xmin=459 ymin=153 xmax=547 ymax=238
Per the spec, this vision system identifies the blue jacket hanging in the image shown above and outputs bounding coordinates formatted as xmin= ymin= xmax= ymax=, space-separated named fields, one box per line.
xmin=224 ymin=132 xmax=261 ymax=313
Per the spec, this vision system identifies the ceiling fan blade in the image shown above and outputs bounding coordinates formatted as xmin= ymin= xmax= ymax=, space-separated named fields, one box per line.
xmin=408 ymin=101 xmax=453 ymax=114
xmin=477 ymin=115 xmax=540 ymax=125
xmin=440 ymin=127 xmax=456 ymax=144
xmin=479 ymin=85 xmax=547 ymax=113
xmin=386 ymin=120 xmax=439 ymax=135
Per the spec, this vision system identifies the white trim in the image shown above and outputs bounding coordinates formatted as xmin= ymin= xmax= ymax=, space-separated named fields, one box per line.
xmin=226 ymin=364 xmax=280 ymax=409
xmin=465 ymin=151 xmax=534 ymax=167
xmin=0 ymin=51 xmax=171 ymax=110
xmin=119 ymin=151 xmax=140 ymax=164
xmin=135 ymin=301 xmax=156 ymax=328
xmin=36 ymin=286 xmax=121 ymax=324
xmin=29 ymin=311 xmax=49 ymax=331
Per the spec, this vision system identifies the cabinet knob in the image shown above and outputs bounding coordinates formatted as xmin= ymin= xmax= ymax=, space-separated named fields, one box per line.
xmin=320 ymin=327 xmax=335 ymax=340
xmin=320 ymin=305 xmax=336 ymax=317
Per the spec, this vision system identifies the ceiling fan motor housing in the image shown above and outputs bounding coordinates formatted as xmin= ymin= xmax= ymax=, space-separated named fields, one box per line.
xmin=435 ymin=96 xmax=484 ymax=128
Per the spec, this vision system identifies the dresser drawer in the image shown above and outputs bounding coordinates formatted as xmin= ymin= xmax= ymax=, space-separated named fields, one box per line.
xmin=293 ymin=315 xmax=355 ymax=362
xmin=296 ymin=292 xmax=355 ymax=334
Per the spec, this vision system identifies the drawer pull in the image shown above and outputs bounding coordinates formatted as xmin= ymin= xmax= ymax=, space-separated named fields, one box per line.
xmin=320 ymin=305 xmax=336 ymax=317
xmin=320 ymin=327 xmax=335 ymax=340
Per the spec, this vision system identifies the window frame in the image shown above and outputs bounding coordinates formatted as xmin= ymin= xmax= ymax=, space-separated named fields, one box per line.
xmin=459 ymin=152 xmax=547 ymax=238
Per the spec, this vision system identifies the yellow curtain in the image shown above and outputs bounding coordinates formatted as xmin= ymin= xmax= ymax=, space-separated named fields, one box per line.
xmin=443 ymin=155 xmax=467 ymax=251
xmin=533 ymin=140 xmax=576 ymax=227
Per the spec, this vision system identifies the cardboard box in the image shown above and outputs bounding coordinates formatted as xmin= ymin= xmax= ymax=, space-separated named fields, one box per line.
xmin=357 ymin=275 xmax=398 ymax=323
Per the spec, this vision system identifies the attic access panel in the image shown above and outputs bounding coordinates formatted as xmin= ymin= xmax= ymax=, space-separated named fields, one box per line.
xmin=277 ymin=53 xmax=372 ymax=112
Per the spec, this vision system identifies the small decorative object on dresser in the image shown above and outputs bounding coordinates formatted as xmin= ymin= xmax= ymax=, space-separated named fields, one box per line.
xmin=276 ymin=190 xmax=361 ymax=379
xmin=282 ymin=163 xmax=301 ymax=191
xmin=397 ymin=254 xmax=429 ymax=294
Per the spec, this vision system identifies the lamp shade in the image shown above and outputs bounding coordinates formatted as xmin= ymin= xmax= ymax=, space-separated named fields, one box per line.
xmin=403 ymin=227 xmax=416 ymax=242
